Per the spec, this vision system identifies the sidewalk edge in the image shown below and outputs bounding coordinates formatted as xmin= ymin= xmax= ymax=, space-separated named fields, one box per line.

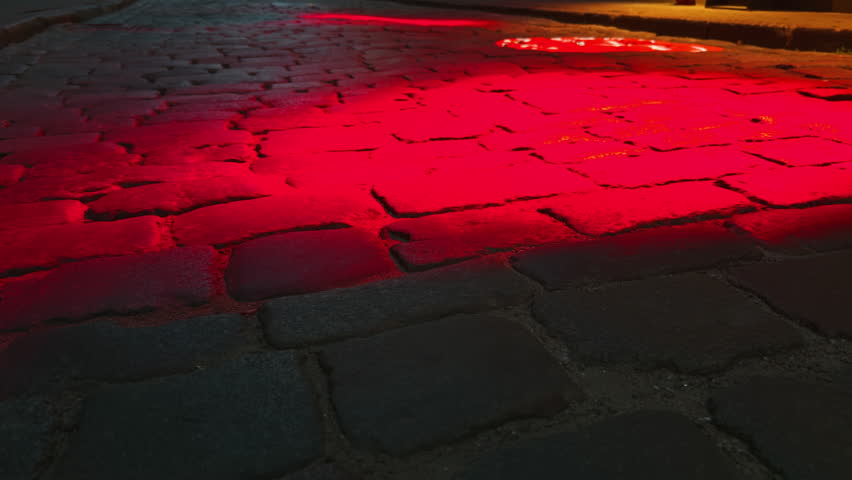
xmin=391 ymin=0 xmax=852 ymax=53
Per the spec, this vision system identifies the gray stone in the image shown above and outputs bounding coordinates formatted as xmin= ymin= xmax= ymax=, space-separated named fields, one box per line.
xmin=281 ymin=462 xmax=357 ymax=480
xmin=711 ymin=376 xmax=852 ymax=480
xmin=0 ymin=314 xmax=246 ymax=399
xmin=0 ymin=396 xmax=54 ymax=480
xmin=53 ymin=352 xmax=324 ymax=480
xmin=728 ymin=250 xmax=852 ymax=337
xmin=456 ymin=411 xmax=741 ymax=480
xmin=320 ymin=313 xmax=583 ymax=455
xmin=533 ymin=273 xmax=804 ymax=373
xmin=260 ymin=257 xmax=536 ymax=347
xmin=512 ymin=222 xmax=761 ymax=289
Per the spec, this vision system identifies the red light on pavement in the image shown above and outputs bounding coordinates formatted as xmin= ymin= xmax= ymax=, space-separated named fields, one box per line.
xmin=497 ymin=37 xmax=723 ymax=53
xmin=300 ymin=13 xmax=496 ymax=27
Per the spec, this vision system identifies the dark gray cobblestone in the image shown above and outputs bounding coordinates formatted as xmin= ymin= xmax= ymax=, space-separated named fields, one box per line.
xmin=0 ymin=314 xmax=247 ymax=399
xmin=51 ymin=352 xmax=324 ymax=480
xmin=0 ymin=395 xmax=55 ymax=480
xmin=319 ymin=313 xmax=583 ymax=455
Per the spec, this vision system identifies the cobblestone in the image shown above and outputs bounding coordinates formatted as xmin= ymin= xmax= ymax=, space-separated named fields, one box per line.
xmin=729 ymin=204 xmax=852 ymax=252
xmin=0 ymin=314 xmax=245 ymax=398
xmin=261 ymin=257 xmax=535 ymax=346
xmin=458 ymin=411 xmax=740 ymax=480
xmin=53 ymin=352 xmax=324 ymax=480
xmin=711 ymin=376 xmax=852 ymax=480
xmin=534 ymin=273 xmax=803 ymax=373
xmin=320 ymin=313 xmax=582 ymax=455
xmin=728 ymin=250 xmax=852 ymax=337
xmin=0 ymin=396 xmax=54 ymax=480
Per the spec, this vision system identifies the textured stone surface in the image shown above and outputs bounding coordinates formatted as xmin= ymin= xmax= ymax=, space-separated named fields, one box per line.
xmin=54 ymin=352 xmax=324 ymax=480
xmin=0 ymin=314 xmax=245 ymax=398
xmin=543 ymin=182 xmax=754 ymax=235
xmin=172 ymin=191 xmax=384 ymax=246
xmin=0 ymin=396 xmax=54 ymax=480
xmin=320 ymin=314 xmax=583 ymax=455
xmin=728 ymin=250 xmax=852 ymax=337
xmin=728 ymin=204 xmax=852 ymax=252
xmin=711 ymin=377 xmax=852 ymax=480
xmin=261 ymin=257 xmax=535 ymax=346
xmin=742 ymin=137 xmax=852 ymax=166
xmin=513 ymin=222 xmax=761 ymax=289
xmin=457 ymin=411 xmax=741 ymax=480
xmin=0 ymin=246 xmax=217 ymax=331
xmin=0 ymin=216 xmax=162 ymax=274
xmin=0 ymin=200 xmax=87 ymax=230
xmin=723 ymin=165 xmax=852 ymax=206
xmin=226 ymin=228 xmax=397 ymax=301
xmin=534 ymin=273 xmax=803 ymax=373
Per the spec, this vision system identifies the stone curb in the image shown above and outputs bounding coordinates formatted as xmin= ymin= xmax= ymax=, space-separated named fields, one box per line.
xmin=0 ymin=0 xmax=137 ymax=48
xmin=392 ymin=0 xmax=852 ymax=52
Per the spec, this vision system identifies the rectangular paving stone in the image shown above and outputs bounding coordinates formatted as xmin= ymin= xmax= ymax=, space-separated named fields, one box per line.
xmin=386 ymin=204 xmax=585 ymax=271
xmin=0 ymin=314 xmax=245 ymax=399
xmin=373 ymin=158 xmax=597 ymax=217
xmin=534 ymin=273 xmax=803 ymax=373
xmin=728 ymin=204 xmax=852 ymax=252
xmin=0 ymin=164 xmax=25 ymax=187
xmin=457 ymin=411 xmax=741 ymax=480
xmin=0 ymin=200 xmax=87 ymax=230
xmin=543 ymin=182 xmax=754 ymax=235
xmin=0 ymin=215 xmax=162 ymax=275
xmin=226 ymin=228 xmax=398 ymax=301
xmin=320 ymin=313 xmax=583 ymax=455
xmin=260 ymin=257 xmax=536 ymax=347
xmin=743 ymin=137 xmax=852 ymax=166
xmin=53 ymin=352 xmax=324 ymax=480
xmin=0 ymin=142 xmax=137 ymax=168
xmin=711 ymin=377 xmax=852 ymax=480
xmin=727 ymin=250 xmax=852 ymax=337
xmin=723 ymin=165 xmax=852 ymax=206
xmin=0 ymin=246 xmax=217 ymax=331
xmin=261 ymin=125 xmax=397 ymax=155
xmin=103 ymin=120 xmax=254 ymax=154
xmin=0 ymin=132 xmax=99 ymax=153
xmin=172 ymin=191 xmax=384 ymax=246
xmin=570 ymin=147 xmax=773 ymax=187
xmin=87 ymin=175 xmax=283 ymax=219
xmin=512 ymin=221 xmax=762 ymax=289
xmin=0 ymin=396 xmax=55 ymax=480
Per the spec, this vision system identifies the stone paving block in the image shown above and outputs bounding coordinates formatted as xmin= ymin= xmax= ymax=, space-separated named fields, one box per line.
xmin=237 ymin=107 xmax=348 ymax=133
xmin=172 ymin=190 xmax=383 ymax=246
xmin=728 ymin=250 xmax=852 ymax=337
xmin=543 ymin=182 xmax=754 ymax=235
xmin=144 ymin=144 xmax=256 ymax=165
xmin=457 ymin=411 xmax=740 ymax=480
xmin=373 ymin=159 xmax=597 ymax=216
xmin=88 ymin=174 xmax=284 ymax=219
xmin=0 ymin=125 xmax=43 ymax=139
xmin=226 ymin=228 xmax=397 ymax=301
xmin=0 ymin=314 xmax=245 ymax=399
xmin=0 ymin=132 xmax=100 ymax=153
xmin=0 ymin=142 xmax=137 ymax=168
xmin=513 ymin=221 xmax=761 ymax=289
xmin=261 ymin=257 xmax=535 ymax=347
xmin=723 ymin=165 xmax=852 ymax=206
xmin=0 ymin=215 xmax=161 ymax=275
xmin=743 ymin=137 xmax=852 ymax=166
xmin=0 ymin=396 xmax=54 ymax=480
xmin=386 ymin=205 xmax=584 ymax=270
xmin=103 ymin=120 xmax=254 ymax=154
xmin=0 ymin=200 xmax=87 ymax=230
xmin=0 ymin=246 xmax=217 ymax=331
xmin=143 ymin=110 xmax=241 ymax=124
xmin=53 ymin=352 xmax=324 ymax=480
xmin=728 ymin=204 xmax=852 ymax=252
xmin=320 ymin=313 xmax=582 ymax=455
xmin=261 ymin=125 xmax=397 ymax=155
xmin=570 ymin=147 xmax=772 ymax=187
xmin=534 ymin=273 xmax=803 ymax=373
xmin=711 ymin=377 xmax=852 ymax=480
xmin=0 ymin=163 xmax=25 ymax=187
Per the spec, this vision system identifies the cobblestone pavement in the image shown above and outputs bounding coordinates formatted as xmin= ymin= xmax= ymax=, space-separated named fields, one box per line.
xmin=1 ymin=0 xmax=852 ymax=478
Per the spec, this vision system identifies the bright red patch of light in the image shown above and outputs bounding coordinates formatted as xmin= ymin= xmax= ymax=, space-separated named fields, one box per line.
xmin=300 ymin=13 xmax=495 ymax=27
xmin=497 ymin=37 xmax=723 ymax=53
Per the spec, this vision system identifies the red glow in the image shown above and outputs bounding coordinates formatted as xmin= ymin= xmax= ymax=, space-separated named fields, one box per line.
xmin=497 ymin=37 xmax=723 ymax=53
xmin=300 ymin=13 xmax=496 ymax=27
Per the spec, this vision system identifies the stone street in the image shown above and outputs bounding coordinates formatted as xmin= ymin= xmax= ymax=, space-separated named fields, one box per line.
xmin=0 ymin=0 xmax=851 ymax=478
